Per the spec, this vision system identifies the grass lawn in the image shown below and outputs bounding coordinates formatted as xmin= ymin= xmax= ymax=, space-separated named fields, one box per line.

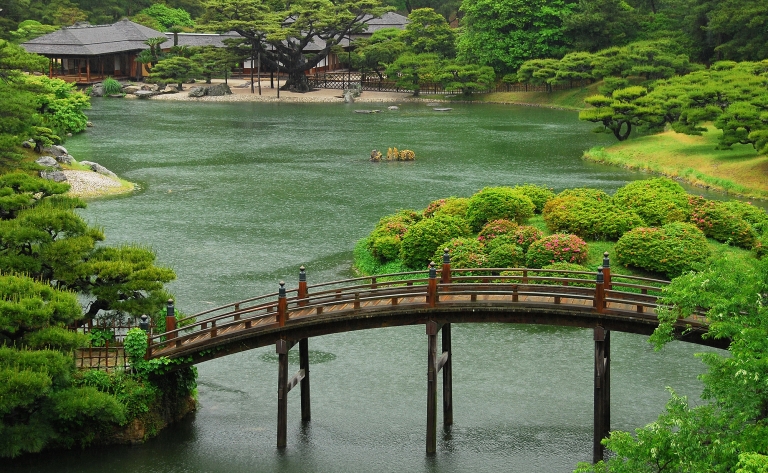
xmin=584 ymin=127 xmax=768 ymax=201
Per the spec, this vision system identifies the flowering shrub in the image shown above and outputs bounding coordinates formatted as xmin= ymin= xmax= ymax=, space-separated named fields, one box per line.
xmin=557 ymin=187 xmax=611 ymax=201
xmin=423 ymin=197 xmax=469 ymax=218
xmin=400 ymin=215 xmax=471 ymax=269
xmin=477 ymin=219 xmax=518 ymax=243
xmin=525 ymin=233 xmax=588 ymax=268
xmin=511 ymin=225 xmax=544 ymax=252
xmin=367 ymin=209 xmax=421 ymax=262
xmin=615 ymin=222 xmax=711 ymax=278
xmin=422 ymin=198 xmax=446 ymax=218
xmin=513 ymin=184 xmax=555 ymax=213
xmin=543 ymin=196 xmax=643 ymax=240
xmin=432 ymin=238 xmax=487 ymax=269
xmin=612 ymin=178 xmax=690 ymax=226
xmin=688 ymin=196 xmax=757 ymax=248
xmin=466 ymin=186 xmax=535 ymax=231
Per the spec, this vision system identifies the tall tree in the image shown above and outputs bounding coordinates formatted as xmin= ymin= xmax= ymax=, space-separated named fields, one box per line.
xmin=562 ymin=0 xmax=640 ymax=51
xmin=401 ymin=8 xmax=456 ymax=58
xmin=202 ymin=0 xmax=388 ymax=92
xmin=457 ymin=0 xmax=575 ymax=74
xmin=351 ymin=28 xmax=406 ymax=80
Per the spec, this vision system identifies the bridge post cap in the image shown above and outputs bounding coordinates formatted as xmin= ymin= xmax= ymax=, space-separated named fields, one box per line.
xmin=167 ymin=299 xmax=174 ymax=305
xmin=603 ymin=252 xmax=610 ymax=267
xmin=443 ymin=248 xmax=451 ymax=264
xmin=139 ymin=314 xmax=149 ymax=332
xmin=279 ymin=280 xmax=286 ymax=297
xmin=596 ymin=267 xmax=604 ymax=283
xmin=429 ymin=261 xmax=436 ymax=278
xmin=299 ymin=266 xmax=306 ymax=281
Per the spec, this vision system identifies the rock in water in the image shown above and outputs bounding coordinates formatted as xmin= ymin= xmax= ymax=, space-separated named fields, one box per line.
xmin=80 ymin=161 xmax=118 ymax=178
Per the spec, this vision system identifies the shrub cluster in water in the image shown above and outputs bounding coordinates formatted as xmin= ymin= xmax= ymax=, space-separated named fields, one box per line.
xmin=360 ymin=179 xmax=768 ymax=279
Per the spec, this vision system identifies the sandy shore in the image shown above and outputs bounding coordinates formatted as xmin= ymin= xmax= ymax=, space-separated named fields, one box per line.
xmin=63 ymin=170 xmax=135 ymax=199
xmin=146 ymin=78 xmax=418 ymax=103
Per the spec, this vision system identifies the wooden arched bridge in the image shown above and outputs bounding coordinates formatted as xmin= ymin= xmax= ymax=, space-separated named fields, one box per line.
xmin=146 ymin=252 xmax=725 ymax=462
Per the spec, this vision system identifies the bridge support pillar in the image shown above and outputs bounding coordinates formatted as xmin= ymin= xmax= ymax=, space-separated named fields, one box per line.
xmin=427 ymin=320 xmax=452 ymax=454
xmin=442 ymin=323 xmax=453 ymax=426
xmin=300 ymin=338 xmax=311 ymax=422
xmin=593 ymin=327 xmax=611 ymax=463
xmin=277 ymin=338 xmax=289 ymax=449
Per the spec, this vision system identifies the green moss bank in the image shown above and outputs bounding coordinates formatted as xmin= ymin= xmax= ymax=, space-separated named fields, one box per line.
xmin=584 ymin=127 xmax=768 ymax=201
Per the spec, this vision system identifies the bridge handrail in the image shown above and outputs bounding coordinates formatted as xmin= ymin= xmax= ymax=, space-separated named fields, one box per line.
xmin=147 ymin=256 xmax=681 ymax=354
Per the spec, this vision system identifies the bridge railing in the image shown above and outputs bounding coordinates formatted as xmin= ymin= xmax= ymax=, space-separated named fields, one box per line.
xmin=146 ymin=252 xmax=700 ymax=357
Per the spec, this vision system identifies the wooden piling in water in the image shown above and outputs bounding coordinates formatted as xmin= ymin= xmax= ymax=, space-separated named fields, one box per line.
xmin=442 ymin=323 xmax=453 ymax=426
xmin=593 ymin=326 xmax=610 ymax=462
xmin=300 ymin=338 xmax=311 ymax=422
xmin=276 ymin=338 xmax=288 ymax=449
xmin=426 ymin=320 xmax=439 ymax=454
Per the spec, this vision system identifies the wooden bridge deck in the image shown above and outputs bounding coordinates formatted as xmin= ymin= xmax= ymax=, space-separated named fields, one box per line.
xmin=147 ymin=264 xmax=718 ymax=364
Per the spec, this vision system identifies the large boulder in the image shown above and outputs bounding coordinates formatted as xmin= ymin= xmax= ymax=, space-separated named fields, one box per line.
xmin=43 ymin=145 xmax=68 ymax=157
xmin=123 ymin=85 xmax=140 ymax=94
xmin=56 ymin=154 xmax=73 ymax=165
xmin=80 ymin=161 xmax=118 ymax=178
xmin=188 ymin=87 xmax=206 ymax=98
xmin=40 ymin=170 xmax=67 ymax=182
xmin=206 ymin=83 xmax=232 ymax=96
xmin=91 ymin=83 xmax=104 ymax=97
xmin=36 ymin=156 xmax=59 ymax=168
xmin=134 ymin=90 xmax=157 ymax=99
xmin=163 ymin=84 xmax=179 ymax=94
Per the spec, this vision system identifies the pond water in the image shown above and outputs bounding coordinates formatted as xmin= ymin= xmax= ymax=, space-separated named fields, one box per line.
xmin=7 ymin=99 xmax=723 ymax=473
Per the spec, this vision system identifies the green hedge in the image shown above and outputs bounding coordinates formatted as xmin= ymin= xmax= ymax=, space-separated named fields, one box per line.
xmin=477 ymin=219 xmax=518 ymax=243
xmin=465 ymin=187 xmax=535 ymax=231
xmin=513 ymin=184 xmax=555 ymax=213
xmin=367 ymin=209 xmax=421 ymax=262
xmin=400 ymin=214 xmax=471 ymax=269
xmin=615 ymin=222 xmax=711 ymax=278
xmin=543 ymin=195 xmax=644 ymax=240
xmin=612 ymin=178 xmax=691 ymax=226
xmin=432 ymin=237 xmax=487 ymax=269
xmin=689 ymin=196 xmax=757 ymax=249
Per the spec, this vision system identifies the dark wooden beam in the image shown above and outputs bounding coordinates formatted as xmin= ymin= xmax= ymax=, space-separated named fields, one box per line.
xmin=300 ymin=338 xmax=311 ymax=422
xmin=442 ymin=323 xmax=453 ymax=426
xmin=277 ymin=338 xmax=289 ymax=449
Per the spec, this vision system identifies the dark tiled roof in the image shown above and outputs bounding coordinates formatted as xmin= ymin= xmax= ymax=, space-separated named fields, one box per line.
xmin=163 ymin=32 xmax=242 ymax=48
xmin=21 ymin=19 xmax=165 ymax=56
xmin=363 ymin=11 xmax=409 ymax=32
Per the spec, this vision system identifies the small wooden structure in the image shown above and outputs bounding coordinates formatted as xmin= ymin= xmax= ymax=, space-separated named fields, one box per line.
xmin=21 ymin=19 xmax=164 ymax=84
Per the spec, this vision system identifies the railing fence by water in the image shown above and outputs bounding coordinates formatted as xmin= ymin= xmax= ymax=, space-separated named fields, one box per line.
xmin=127 ymin=251 xmax=717 ymax=463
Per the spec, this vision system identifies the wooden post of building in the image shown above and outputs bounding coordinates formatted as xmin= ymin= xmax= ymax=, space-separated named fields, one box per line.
xmin=426 ymin=320 xmax=439 ymax=454
xmin=593 ymin=268 xmax=605 ymax=313
xmin=298 ymin=266 xmax=308 ymax=307
xmin=277 ymin=281 xmax=287 ymax=326
xmin=442 ymin=323 xmax=453 ymax=426
xmin=427 ymin=262 xmax=437 ymax=307
xmin=276 ymin=339 xmax=289 ymax=448
xmin=602 ymin=252 xmax=611 ymax=290
xmin=593 ymin=326 xmax=610 ymax=463
xmin=165 ymin=299 xmax=176 ymax=339
xmin=300 ymin=337 xmax=311 ymax=422
xmin=86 ymin=59 xmax=91 ymax=83
xmin=441 ymin=248 xmax=451 ymax=284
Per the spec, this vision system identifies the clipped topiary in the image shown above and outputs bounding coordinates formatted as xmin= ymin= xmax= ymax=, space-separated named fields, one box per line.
xmin=525 ymin=233 xmax=588 ymax=268
xmin=432 ymin=238 xmax=487 ymax=270
xmin=367 ymin=209 xmax=421 ymax=262
xmin=400 ymin=214 xmax=471 ymax=269
xmin=513 ymin=184 xmax=555 ymax=213
xmin=465 ymin=187 xmax=535 ymax=231
xmin=434 ymin=197 xmax=469 ymax=218
xmin=612 ymin=178 xmax=690 ymax=226
xmin=557 ymin=187 xmax=611 ymax=202
xmin=543 ymin=195 xmax=644 ymax=240
xmin=615 ymin=222 xmax=711 ymax=278
xmin=477 ymin=219 xmax=518 ymax=244
xmin=722 ymin=200 xmax=768 ymax=235
xmin=688 ymin=196 xmax=757 ymax=249
xmin=484 ymin=241 xmax=525 ymax=269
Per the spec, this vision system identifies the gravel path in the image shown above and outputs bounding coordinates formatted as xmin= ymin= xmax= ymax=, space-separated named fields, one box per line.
xmin=62 ymin=170 xmax=134 ymax=198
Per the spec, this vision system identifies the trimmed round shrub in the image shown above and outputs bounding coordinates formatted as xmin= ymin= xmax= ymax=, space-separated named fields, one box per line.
xmin=543 ymin=196 xmax=644 ymax=240
xmin=485 ymin=241 xmax=525 ymax=269
xmin=612 ymin=178 xmax=691 ymax=226
xmin=722 ymin=200 xmax=768 ymax=235
xmin=367 ymin=209 xmax=422 ymax=262
xmin=513 ymin=184 xmax=555 ymax=213
xmin=400 ymin=215 xmax=471 ymax=269
xmin=511 ymin=225 xmax=544 ymax=252
xmin=615 ymin=222 xmax=711 ymax=278
xmin=538 ymin=262 xmax=594 ymax=287
xmin=689 ymin=196 xmax=757 ymax=248
xmin=432 ymin=237 xmax=487 ymax=269
xmin=422 ymin=197 xmax=469 ymax=218
xmin=525 ymin=233 xmax=589 ymax=268
xmin=466 ymin=187 xmax=535 ymax=231
xmin=477 ymin=219 xmax=518 ymax=244
xmin=433 ymin=197 xmax=469 ymax=218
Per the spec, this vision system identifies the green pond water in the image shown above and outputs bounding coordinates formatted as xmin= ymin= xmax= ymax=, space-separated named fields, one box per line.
xmin=6 ymin=99 xmax=724 ymax=473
